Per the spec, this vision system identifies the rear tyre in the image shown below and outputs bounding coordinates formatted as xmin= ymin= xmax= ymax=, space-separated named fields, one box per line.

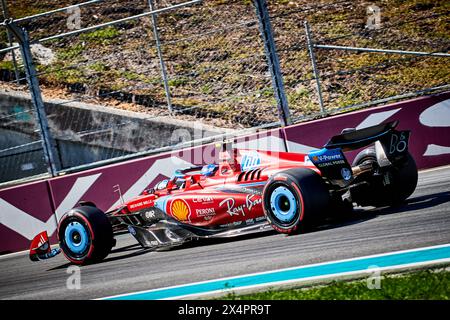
xmin=58 ymin=206 xmax=113 ymax=265
xmin=352 ymin=147 xmax=418 ymax=207
xmin=262 ymin=168 xmax=330 ymax=234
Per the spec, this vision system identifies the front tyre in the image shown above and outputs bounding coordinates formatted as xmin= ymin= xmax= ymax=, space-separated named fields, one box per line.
xmin=263 ymin=168 xmax=330 ymax=234
xmin=58 ymin=206 xmax=113 ymax=265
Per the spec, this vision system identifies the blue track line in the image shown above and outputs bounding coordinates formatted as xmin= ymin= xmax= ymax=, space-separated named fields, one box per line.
xmin=103 ymin=244 xmax=450 ymax=300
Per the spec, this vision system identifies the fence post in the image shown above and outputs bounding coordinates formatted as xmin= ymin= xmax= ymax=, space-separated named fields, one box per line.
xmin=4 ymin=21 xmax=60 ymax=176
xmin=253 ymin=0 xmax=291 ymax=126
xmin=304 ymin=20 xmax=325 ymax=114
xmin=1 ymin=0 xmax=20 ymax=83
xmin=147 ymin=0 xmax=173 ymax=114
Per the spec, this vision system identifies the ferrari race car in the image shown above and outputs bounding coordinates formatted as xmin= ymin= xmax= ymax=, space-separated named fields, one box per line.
xmin=30 ymin=120 xmax=418 ymax=264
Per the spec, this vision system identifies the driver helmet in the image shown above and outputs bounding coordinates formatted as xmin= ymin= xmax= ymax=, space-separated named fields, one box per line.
xmin=201 ymin=164 xmax=218 ymax=177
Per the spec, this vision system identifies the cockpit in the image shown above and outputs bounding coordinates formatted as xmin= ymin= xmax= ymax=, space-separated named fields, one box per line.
xmin=154 ymin=164 xmax=219 ymax=192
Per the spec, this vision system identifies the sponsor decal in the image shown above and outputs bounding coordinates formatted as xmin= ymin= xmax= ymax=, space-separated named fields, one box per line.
xmin=245 ymin=218 xmax=255 ymax=225
xmin=341 ymin=167 xmax=352 ymax=181
xmin=192 ymin=196 xmax=214 ymax=204
xmin=246 ymin=194 xmax=262 ymax=211
xmin=196 ymin=207 xmax=216 ymax=218
xmin=388 ymin=131 xmax=409 ymax=155
xmin=219 ymin=221 xmax=243 ymax=228
xmin=219 ymin=194 xmax=262 ymax=217
xmin=240 ymin=151 xmax=261 ymax=171
xmin=217 ymin=185 xmax=263 ymax=195
xmin=315 ymin=160 xmax=346 ymax=168
xmin=36 ymin=233 xmax=48 ymax=249
xmin=143 ymin=210 xmax=157 ymax=220
xmin=170 ymin=199 xmax=191 ymax=222
xmin=309 ymin=148 xmax=346 ymax=168
xmin=129 ymin=199 xmax=153 ymax=210
xmin=220 ymin=198 xmax=244 ymax=216
xmin=312 ymin=149 xmax=343 ymax=163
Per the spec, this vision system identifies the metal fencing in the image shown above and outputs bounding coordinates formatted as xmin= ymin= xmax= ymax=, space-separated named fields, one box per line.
xmin=0 ymin=0 xmax=448 ymax=184
xmin=267 ymin=0 xmax=450 ymax=122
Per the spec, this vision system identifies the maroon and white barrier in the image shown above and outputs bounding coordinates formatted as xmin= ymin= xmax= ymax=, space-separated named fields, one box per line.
xmin=1 ymin=92 xmax=449 ymax=254
xmin=0 ymin=180 xmax=58 ymax=254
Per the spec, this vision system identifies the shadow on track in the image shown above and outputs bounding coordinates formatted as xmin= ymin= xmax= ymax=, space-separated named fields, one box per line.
xmin=48 ymin=244 xmax=154 ymax=270
xmin=371 ymin=191 xmax=450 ymax=216
xmin=296 ymin=191 xmax=450 ymax=235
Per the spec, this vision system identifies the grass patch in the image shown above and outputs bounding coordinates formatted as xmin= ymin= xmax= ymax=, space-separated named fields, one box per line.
xmin=223 ymin=268 xmax=450 ymax=300
xmin=45 ymin=66 xmax=87 ymax=85
xmin=168 ymin=77 xmax=190 ymax=87
xmin=0 ymin=60 xmax=19 ymax=71
xmin=89 ymin=62 xmax=108 ymax=72
xmin=8 ymin=5 xmax=44 ymax=20
xmin=56 ymin=43 xmax=85 ymax=61
xmin=80 ymin=27 xmax=121 ymax=45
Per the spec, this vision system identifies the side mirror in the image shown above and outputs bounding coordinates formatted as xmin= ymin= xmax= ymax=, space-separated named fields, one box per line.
xmin=29 ymin=231 xmax=60 ymax=262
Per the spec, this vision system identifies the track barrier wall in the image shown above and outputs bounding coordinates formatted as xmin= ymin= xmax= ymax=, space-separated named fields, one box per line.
xmin=1 ymin=92 xmax=449 ymax=254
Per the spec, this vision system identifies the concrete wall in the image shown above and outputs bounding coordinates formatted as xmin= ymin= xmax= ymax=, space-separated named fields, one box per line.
xmin=0 ymin=89 xmax=233 ymax=181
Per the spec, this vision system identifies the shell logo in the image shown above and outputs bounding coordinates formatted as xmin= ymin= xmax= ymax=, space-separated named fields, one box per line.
xmin=170 ymin=199 xmax=191 ymax=222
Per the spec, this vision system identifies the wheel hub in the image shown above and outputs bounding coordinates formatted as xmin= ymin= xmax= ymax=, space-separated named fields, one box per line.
xmin=269 ymin=186 xmax=298 ymax=223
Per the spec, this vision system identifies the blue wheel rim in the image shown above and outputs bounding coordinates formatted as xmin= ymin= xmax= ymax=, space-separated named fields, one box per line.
xmin=64 ymin=221 xmax=89 ymax=254
xmin=270 ymin=186 xmax=298 ymax=223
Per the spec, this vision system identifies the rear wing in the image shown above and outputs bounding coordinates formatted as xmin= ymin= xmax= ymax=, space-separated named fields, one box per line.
xmin=308 ymin=120 xmax=410 ymax=185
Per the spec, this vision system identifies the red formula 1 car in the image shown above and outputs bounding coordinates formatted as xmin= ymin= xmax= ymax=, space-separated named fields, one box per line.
xmin=30 ymin=121 xmax=418 ymax=264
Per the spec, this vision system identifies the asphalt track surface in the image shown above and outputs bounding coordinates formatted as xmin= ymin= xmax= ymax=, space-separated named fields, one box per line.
xmin=0 ymin=166 xmax=449 ymax=300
